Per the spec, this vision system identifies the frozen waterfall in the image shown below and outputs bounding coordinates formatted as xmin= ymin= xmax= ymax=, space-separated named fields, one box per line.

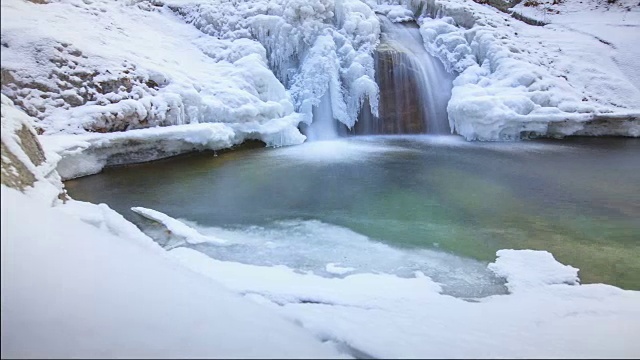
xmin=306 ymin=91 xmax=341 ymax=141
xmin=306 ymin=15 xmax=453 ymax=140
xmin=354 ymin=16 xmax=453 ymax=135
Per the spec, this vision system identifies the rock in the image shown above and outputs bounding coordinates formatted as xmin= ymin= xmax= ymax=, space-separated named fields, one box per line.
xmin=1 ymin=94 xmax=66 ymax=199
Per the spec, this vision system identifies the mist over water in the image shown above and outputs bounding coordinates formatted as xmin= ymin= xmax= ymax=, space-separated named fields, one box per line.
xmin=66 ymin=137 xmax=640 ymax=291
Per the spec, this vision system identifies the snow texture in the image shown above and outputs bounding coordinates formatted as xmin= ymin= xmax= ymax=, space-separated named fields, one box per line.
xmin=1 ymin=95 xmax=64 ymax=202
xmin=1 ymin=0 xmax=305 ymax=146
xmin=325 ymin=263 xmax=357 ymax=275
xmin=132 ymin=206 xmax=226 ymax=246
xmin=2 ymin=0 xmax=639 ymax=149
xmin=170 ymin=244 xmax=640 ymax=359
xmin=488 ymin=249 xmax=579 ymax=293
xmin=0 ymin=186 xmax=345 ymax=359
xmin=165 ymin=0 xmax=381 ymax=129
xmin=398 ymin=0 xmax=640 ymax=140
xmin=39 ymin=115 xmax=304 ymax=180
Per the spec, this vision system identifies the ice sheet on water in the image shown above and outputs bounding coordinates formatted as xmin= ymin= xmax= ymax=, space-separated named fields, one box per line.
xmin=170 ymin=242 xmax=640 ymax=359
xmin=131 ymin=207 xmax=226 ymax=247
xmin=326 ymin=263 xmax=356 ymax=275
xmin=138 ymin=213 xmax=507 ymax=298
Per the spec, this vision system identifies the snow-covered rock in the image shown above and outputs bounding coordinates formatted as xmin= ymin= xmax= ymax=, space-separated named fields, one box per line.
xmin=488 ymin=249 xmax=580 ymax=293
xmin=402 ymin=0 xmax=640 ymax=140
xmin=39 ymin=112 xmax=305 ymax=180
xmin=1 ymin=94 xmax=64 ymax=202
xmin=1 ymin=0 xmax=304 ymax=147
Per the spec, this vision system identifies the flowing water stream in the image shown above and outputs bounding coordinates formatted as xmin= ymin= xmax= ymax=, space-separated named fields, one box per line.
xmin=66 ymin=136 xmax=640 ymax=292
xmin=307 ymin=16 xmax=454 ymax=139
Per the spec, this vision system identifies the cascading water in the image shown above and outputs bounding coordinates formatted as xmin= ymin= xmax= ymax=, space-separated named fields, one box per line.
xmin=305 ymin=91 xmax=341 ymax=141
xmin=306 ymin=15 xmax=453 ymax=140
xmin=354 ymin=16 xmax=454 ymax=135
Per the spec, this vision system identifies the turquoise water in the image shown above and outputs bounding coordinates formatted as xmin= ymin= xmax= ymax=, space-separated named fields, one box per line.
xmin=65 ymin=136 xmax=640 ymax=290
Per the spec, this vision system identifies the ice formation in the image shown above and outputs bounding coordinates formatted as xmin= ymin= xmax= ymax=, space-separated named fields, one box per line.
xmin=132 ymin=207 xmax=227 ymax=246
xmin=167 ymin=0 xmax=381 ymax=131
xmin=2 ymin=0 xmax=639 ymax=158
xmin=407 ymin=0 xmax=640 ymax=139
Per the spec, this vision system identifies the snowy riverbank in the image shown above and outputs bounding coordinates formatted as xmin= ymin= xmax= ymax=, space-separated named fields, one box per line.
xmin=2 ymin=0 xmax=639 ymax=143
xmin=3 ymin=95 xmax=640 ymax=357
xmin=3 ymin=181 xmax=640 ymax=358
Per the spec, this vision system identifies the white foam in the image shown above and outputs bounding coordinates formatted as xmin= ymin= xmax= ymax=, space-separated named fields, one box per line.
xmin=265 ymin=138 xmax=411 ymax=163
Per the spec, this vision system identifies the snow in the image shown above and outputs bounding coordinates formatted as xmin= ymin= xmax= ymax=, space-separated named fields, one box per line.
xmin=132 ymin=206 xmax=226 ymax=246
xmin=169 ymin=245 xmax=640 ymax=358
xmin=2 ymin=0 xmax=639 ymax=153
xmin=122 ymin=203 xmax=640 ymax=358
xmin=3 ymin=3 xmax=640 ymax=354
xmin=511 ymin=0 xmax=640 ymax=88
xmin=325 ymin=263 xmax=356 ymax=275
xmin=2 ymin=96 xmax=640 ymax=357
xmin=166 ymin=0 xmax=381 ymax=130
xmin=1 ymin=0 xmax=305 ymax=145
xmin=488 ymin=249 xmax=580 ymax=293
xmin=374 ymin=4 xmax=416 ymax=23
xmin=400 ymin=0 xmax=640 ymax=140
xmin=1 ymin=95 xmax=64 ymax=202
xmin=0 ymin=186 xmax=344 ymax=359
xmin=39 ymin=116 xmax=305 ymax=180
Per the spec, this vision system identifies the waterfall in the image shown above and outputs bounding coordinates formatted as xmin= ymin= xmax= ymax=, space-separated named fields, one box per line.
xmin=354 ymin=16 xmax=453 ymax=135
xmin=306 ymin=91 xmax=340 ymax=141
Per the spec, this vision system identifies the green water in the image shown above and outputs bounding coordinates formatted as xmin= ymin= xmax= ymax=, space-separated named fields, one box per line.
xmin=65 ymin=136 xmax=640 ymax=289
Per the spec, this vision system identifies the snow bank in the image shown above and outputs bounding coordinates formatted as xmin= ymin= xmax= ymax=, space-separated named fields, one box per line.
xmin=3 ymin=91 xmax=639 ymax=357
xmin=132 ymin=206 xmax=226 ymax=246
xmin=0 ymin=186 xmax=344 ymax=358
xmin=169 ymin=245 xmax=640 ymax=358
xmin=511 ymin=0 xmax=640 ymax=88
xmin=392 ymin=0 xmax=640 ymax=140
xmin=39 ymin=114 xmax=304 ymax=179
xmin=488 ymin=249 xmax=579 ymax=293
xmin=1 ymin=0 xmax=305 ymax=144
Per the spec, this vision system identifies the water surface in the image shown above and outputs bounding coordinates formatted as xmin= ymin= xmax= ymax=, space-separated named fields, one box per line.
xmin=66 ymin=136 xmax=640 ymax=290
